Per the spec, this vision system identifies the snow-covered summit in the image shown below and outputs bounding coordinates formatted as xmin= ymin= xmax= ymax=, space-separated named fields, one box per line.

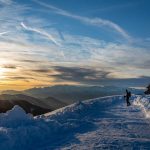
xmin=0 ymin=95 xmax=150 ymax=150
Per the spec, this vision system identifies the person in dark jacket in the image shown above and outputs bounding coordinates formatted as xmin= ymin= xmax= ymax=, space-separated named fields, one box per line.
xmin=124 ymin=89 xmax=131 ymax=106
xmin=144 ymin=84 xmax=150 ymax=94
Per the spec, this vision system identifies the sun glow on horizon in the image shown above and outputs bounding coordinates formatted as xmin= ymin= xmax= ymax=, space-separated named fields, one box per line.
xmin=0 ymin=68 xmax=6 ymax=79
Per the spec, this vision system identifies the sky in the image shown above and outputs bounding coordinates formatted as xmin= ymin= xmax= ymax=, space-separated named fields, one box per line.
xmin=0 ymin=0 xmax=150 ymax=90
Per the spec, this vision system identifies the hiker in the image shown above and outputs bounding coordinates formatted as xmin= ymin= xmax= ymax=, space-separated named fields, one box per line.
xmin=144 ymin=84 xmax=150 ymax=95
xmin=124 ymin=89 xmax=131 ymax=106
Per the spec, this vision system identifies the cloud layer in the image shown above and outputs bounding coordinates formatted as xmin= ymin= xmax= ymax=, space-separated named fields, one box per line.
xmin=0 ymin=0 xmax=149 ymax=90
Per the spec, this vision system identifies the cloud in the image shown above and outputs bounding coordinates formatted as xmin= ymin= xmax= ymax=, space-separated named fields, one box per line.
xmin=0 ymin=31 xmax=9 ymax=36
xmin=20 ymin=22 xmax=60 ymax=46
xmin=31 ymin=69 xmax=51 ymax=73
xmin=34 ymin=0 xmax=131 ymax=41
xmin=1 ymin=31 xmax=149 ymax=81
xmin=8 ymin=76 xmax=35 ymax=81
xmin=2 ymin=64 xmax=16 ymax=69
xmin=51 ymin=66 xmax=110 ymax=82
xmin=51 ymin=66 xmax=150 ymax=87
xmin=19 ymin=59 xmax=42 ymax=63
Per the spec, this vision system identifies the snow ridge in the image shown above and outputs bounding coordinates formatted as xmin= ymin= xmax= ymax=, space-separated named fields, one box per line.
xmin=133 ymin=95 xmax=150 ymax=118
xmin=0 ymin=95 xmax=149 ymax=150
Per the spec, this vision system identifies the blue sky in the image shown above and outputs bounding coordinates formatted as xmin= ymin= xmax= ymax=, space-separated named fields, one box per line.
xmin=0 ymin=0 xmax=149 ymax=90
xmin=19 ymin=0 xmax=150 ymax=40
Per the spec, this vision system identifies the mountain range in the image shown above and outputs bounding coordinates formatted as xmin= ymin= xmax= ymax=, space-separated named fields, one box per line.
xmin=0 ymin=85 xmax=145 ymax=116
xmin=0 ymin=94 xmax=66 ymax=116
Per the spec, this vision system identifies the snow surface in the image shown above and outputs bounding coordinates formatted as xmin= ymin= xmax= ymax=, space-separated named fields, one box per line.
xmin=0 ymin=95 xmax=150 ymax=150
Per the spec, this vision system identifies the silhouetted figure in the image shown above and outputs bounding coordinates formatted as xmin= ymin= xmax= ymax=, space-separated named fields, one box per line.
xmin=144 ymin=84 xmax=150 ymax=95
xmin=124 ymin=89 xmax=131 ymax=106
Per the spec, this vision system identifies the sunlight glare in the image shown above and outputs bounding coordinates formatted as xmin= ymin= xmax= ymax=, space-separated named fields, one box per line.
xmin=0 ymin=68 xmax=6 ymax=79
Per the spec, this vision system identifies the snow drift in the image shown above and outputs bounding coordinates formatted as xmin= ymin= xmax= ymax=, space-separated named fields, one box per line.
xmin=0 ymin=95 xmax=149 ymax=150
xmin=133 ymin=95 xmax=150 ymax=118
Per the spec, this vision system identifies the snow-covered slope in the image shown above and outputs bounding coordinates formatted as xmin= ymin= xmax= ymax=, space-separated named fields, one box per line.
xmin=0 ymin=95 xmax=150 ymax=150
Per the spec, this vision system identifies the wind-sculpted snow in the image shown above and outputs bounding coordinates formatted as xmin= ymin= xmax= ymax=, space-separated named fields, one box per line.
xmin=133 ymin=95 xmax=150 ymax=118
xmin=0 ymin=95 xmax=150 ymax=150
